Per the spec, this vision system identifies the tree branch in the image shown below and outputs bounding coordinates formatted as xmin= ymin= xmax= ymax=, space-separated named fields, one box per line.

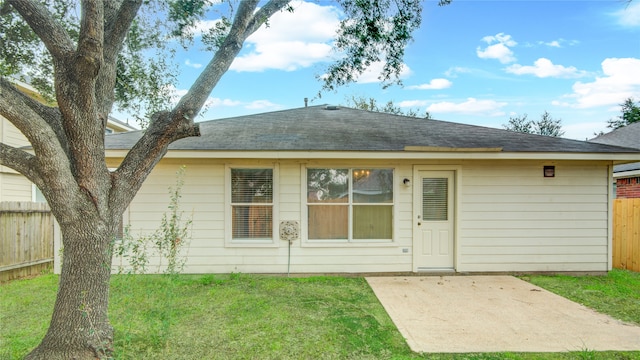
xmin=96 ymin=0 xmax=143 ymax=119
xmin=7 ymin=0 xmax=74 ymax=61
xmin=104 ymin=0 xmax=141 ymax=54
xmin=0 ymin=143 xmax=42 ymax=185
xmin=173 ymin=0 xmax=291 ymax=121
xmin=0 ymin=78 xmax=70 ymax=158
xmin=110 ymin=111 xmax=200 ymax=214
xmin=76 ymin=0 xmax=104 ymax=78
xmin=110 ymin=0 xmax=291 ymax=212
xmin=245 ymin=0 xmax=291 ymax=37
xmin=0 ymin=78 xmax=67 ymax=162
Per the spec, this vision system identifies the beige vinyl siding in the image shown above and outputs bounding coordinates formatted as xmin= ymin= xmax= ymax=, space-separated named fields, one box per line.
xmin=113 ymin=157 xmax=612 ymax=274
xmin=1 ymin=117 xmax=31 ymax=176
xmin=1 ymin=117 xmax=30 ymax=148
xmin=1 ymin=117 xmax=35 ymax=202
xmin=117 ymin=158 xmax=415 ymax=274
xmin=0 ymin=173 xmax=33 ymax=202
xmin=458 ymin=161 xmax=609 ymax=272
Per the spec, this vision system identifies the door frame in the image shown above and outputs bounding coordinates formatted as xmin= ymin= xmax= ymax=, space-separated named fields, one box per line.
xmin=412 ymin=165 xmax=461 ymax=272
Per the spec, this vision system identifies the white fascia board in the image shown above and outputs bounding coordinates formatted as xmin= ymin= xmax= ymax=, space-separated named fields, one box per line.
xmin=105 ymin=149 xmax=640 ymax=162
xmin=613 ymin=169 xmax=640 ymax=178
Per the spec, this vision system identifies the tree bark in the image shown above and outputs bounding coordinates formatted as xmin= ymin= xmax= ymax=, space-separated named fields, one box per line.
xmin=0 ymin=2 xmax=293 ymax=359
xmin=25 ymin=210 xmax=117 ymax=360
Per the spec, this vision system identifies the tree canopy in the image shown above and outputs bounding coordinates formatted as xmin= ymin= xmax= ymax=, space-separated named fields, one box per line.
xmin=0 ymin=1 xmax=450 ymax=358
xmin=503 ymin=111 xmax=565 ymax=137
xmin=344 ymin=95 xmax=432 ymax=118
xmin=607 ymin=97 xmax=640 ymax=129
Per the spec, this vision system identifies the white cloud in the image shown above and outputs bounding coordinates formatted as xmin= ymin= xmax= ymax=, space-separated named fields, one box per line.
xmin=427 ymin=98 xmax=507 ymax=116
xmin=481 ymin=33 xmax=517 ymax=47
xmin=398 ymin=100 xmax=429 ymax=108
xmin=537 ymin=39 xmax=578 ymax=48
xmin=477 ymin=33 xmax=517 ymax=64
xmin=505 ymin=58 xmax=587 ymax=78
xmin=613 ymin=1 xmax=640 ymax=27
xmin=167 ymin=85 xmax=240 ymax=110
xmin=185 ymin=59 xmax=202 ymax=69
xmin=406 ymin=78 xmax=452 ymax=90
xmin=232 ymin=41 xmax=333 ymax=72
xmin=563 ymin=121 xmax=610 ymax=141
xmin=354 ymin=61 xmax=412 ymax=84
xmin=557 ymin=57 xmax=640 ymax=108
xmin=444 ymin=67 xmax=472 ymax=78
xmin=205 ymin=97 xmax=242 ymax=108
xmin=189 ymin=19 xmax=225 ymax=36
xmin=544 ymin=40 xmax=561 ymax=48
xmin=245 ymin=100 xmax=280 ymax=110
xmin=230 ymin=1 xmax=341 ymax=72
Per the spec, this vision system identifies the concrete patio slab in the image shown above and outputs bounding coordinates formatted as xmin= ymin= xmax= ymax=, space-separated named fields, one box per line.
xmin=366 ymin=275 xmax=640 ymax=353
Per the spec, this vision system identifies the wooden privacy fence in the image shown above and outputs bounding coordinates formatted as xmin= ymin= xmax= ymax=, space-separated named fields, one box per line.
xmin=613 ymin=198 xmax=640 ymax=272
xmin=0 ymin=202 xmax=55 ymax=282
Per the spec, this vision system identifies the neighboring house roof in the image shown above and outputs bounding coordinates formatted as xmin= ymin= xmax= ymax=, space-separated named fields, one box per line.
xmin=106 ymin=116 xmax=136 ymax=133
xmin=591 ymin=122 xmax=640 ymax=175
xmin=591 ymin=122 xmax=640 ymax=150
xmin=105 ymin=105 xmax=640 ymax=155
xmin=9 ymin=79 xmax=51 ymax=105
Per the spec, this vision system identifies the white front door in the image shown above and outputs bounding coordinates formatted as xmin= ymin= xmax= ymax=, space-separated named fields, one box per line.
xmin=413 ymin=170 xmax=455 ymax=271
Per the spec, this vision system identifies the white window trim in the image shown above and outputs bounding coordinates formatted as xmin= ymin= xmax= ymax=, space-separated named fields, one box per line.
xmin=32 ymin=184 xmax=46 ymax=203
xmin=224 ymin=164 xmax=279 ymax=247
xmin=301 ymin=165 xmax=397 ymax=247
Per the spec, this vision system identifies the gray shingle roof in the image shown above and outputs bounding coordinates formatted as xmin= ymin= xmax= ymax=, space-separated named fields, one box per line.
xmin=105 ymin=105 xmax=640 ymax=153
xmin=590 ymin=122 xmax=640 ymax=150
xmin=590 ymin=122 xmax=640 ymax=173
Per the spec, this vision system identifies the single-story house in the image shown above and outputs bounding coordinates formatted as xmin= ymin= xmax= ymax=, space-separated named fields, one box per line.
xmin=591 ymin=122 xmax=640 ymax=199
xmin=103 ymin=105 xmax=640 ymax=274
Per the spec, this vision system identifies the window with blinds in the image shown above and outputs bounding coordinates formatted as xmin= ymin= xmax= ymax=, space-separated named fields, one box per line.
xmin=231 ymin=168 xmax=273 ymax=240
xmin=422 ymin=178 xmax=448 ymax=221
xmin=307 ymin=168 xmax=393 ymax=241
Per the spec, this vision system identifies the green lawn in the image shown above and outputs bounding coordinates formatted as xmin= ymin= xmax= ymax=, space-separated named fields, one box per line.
xmin=1 ymin=270 xmax=639 ymax=360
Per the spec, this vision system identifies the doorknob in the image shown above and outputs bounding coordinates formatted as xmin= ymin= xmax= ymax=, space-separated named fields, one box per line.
xmin=417 ymin=222 xmax=421 ymax=226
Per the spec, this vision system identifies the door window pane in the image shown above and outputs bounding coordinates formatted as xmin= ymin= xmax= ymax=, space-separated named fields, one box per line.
xmin=422 ymin=178 xmax=448 ymax=221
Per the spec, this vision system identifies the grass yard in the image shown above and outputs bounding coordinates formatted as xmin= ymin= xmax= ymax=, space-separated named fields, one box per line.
xmin=0 ymin=270 xmax=639 ymax=360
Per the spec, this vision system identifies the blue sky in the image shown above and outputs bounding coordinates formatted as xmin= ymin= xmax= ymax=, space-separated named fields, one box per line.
xmin=161 ymin=0 xmax=640 ymax=140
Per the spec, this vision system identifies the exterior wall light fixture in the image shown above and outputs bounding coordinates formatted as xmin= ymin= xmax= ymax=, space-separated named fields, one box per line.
xmin=544 ymin=166 xmax=555 ymax=178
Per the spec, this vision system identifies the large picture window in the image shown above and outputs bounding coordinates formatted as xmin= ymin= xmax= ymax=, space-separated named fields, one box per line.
xmin=231 ymin=168 xmax=273 ymax=241
xmin=307 ymin=168 xmax=393 ymax=242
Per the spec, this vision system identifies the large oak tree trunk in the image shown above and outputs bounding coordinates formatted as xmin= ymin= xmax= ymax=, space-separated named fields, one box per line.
xmin=1 ymin=2 xmax=290 ymax=359
xmin=25 ymin=212 xmax=117 ymax=360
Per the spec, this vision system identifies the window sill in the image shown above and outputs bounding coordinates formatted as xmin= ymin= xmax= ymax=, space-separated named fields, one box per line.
xmin=302 ymin=240 xmax=396 ymax=248
xmin=225 ymin=240 xmax=278 ymax=248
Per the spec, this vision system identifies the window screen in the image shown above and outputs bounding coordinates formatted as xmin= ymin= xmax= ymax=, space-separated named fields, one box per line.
xmin=231 ymin=169 xmax=273 ymax=239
